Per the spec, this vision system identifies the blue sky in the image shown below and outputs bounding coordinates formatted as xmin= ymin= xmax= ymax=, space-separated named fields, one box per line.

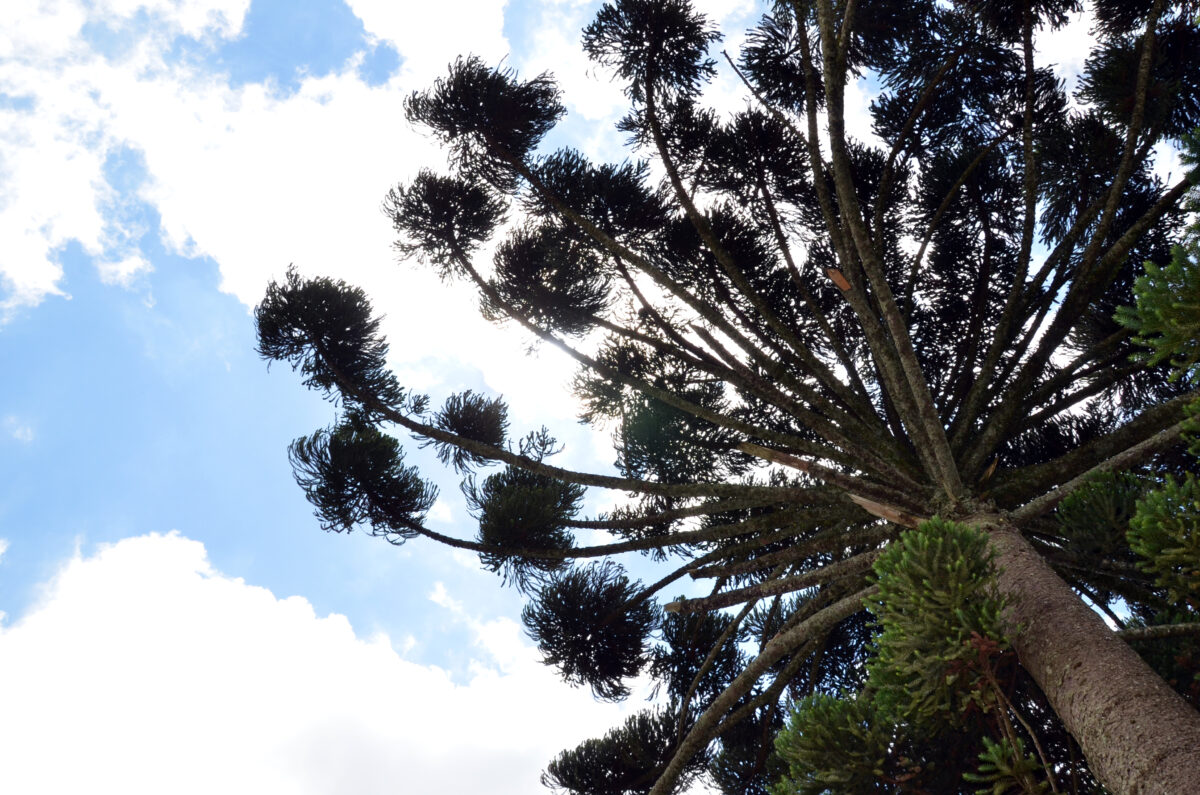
xmin=0 ymin=1 xmax=1113 ymax=792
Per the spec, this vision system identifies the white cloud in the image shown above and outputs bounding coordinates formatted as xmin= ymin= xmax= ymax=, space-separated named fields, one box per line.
xmin=0 ymin=0 xmax=88 ymax=62
xmin=1036 ymin=5 xmax=1096 ymax=97
xmin=0 ymin=532 xmax=668 ymax=794
xmin=4 ymin=416 xmax=34 ymax=443
xmin=96 ymin=252 xmax=152 ymax=285
xmin=0 ymin=0 xmax=599 ymax=422
xmin=89 ymin=0 xmax=251 ymax=39
xmin=428 ymin=579 xmax=464 ymax=613
xmin=427 ymin=497 xmax=454 ymax=524
xmin=345 ymin=0 xmax=510 ymax=87
xmin=0 ymin=538 xmax=8 ymax=563
xmin=516 ymin=1 xmax=627 ymax=126
xmin=0 ymin=0 xmax=250 ymax=316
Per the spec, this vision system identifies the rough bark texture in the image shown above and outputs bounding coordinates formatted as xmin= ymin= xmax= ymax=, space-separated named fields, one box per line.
xmin=983 ymin=518 xmax=1200 ymax=794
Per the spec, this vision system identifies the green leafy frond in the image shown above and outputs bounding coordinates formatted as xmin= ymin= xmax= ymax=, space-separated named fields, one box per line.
xmin=867 ymin=517 xmax=1011 ymax=728
xmin=771 ymin=694 xmax=897 ymax=795
xmin=961 ymin=736 xmax=1048 ymax=795
xmin=1129 ymin=473 xmax=1200 ymax=610
xmin=1115 ymin=242 xmax=1200 ymax=382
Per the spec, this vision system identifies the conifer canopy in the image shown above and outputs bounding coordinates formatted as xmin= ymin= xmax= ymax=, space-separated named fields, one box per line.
xmin=258 ymin=0 xmax=1200 ymax=792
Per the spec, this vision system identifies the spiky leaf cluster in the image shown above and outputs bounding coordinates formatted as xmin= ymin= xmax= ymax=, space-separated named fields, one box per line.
xmin=706 ymin=702 xmax=786 ymax=795
xmin=1055 ymin=470 xmax=1146 ymax=563
xmin=1116 ymin=241 xmax=1200 ymax=382
xmin=425 ymin=390 xmax=509 ymax=472
xmin=961 ymin=736 xmax=1048 ymax=795
xmin=255 ymin=268 xmax=407 ymax=416
xmin=773 ymin=520 xmax=1050 ymax=794
xmin=385 ymin=170 xmax=506 ymax=279
xmin=867 ymin=518 xmax=1011 ymax=728
xmin=771 ymin=695 xmax=900 ymax=795
xmin=648 ymin=610 xmax=745 ymax=704
xmin=484 ymin=223 xmax=612 ymax=336
xmin=1129 ymin=473 xmax=1200 ymax=611
xmin=582 ymin=0 xmax=719 ymax=103
xmin=542 ymin=707 xmax=708 ymax=795
xmin=404 ymin=56 xmax=563 ymax=191
xmin=464 ymin=464 xmax=581 ymax=589
xmin=522 ymin=561 xmax=659 ymax=701
xmin=288 ymin=418 xmax=437 ymax=540
xmin=1077 ymin=14 xmax=1200 ymax=137
xmin=525 ymin=151 xmax=667 ymax=244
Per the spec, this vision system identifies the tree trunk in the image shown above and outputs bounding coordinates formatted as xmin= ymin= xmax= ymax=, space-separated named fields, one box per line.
xmin=983 ymin=519 xmax=1200 ymax=794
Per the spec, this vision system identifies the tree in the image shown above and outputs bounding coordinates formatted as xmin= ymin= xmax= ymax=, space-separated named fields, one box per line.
xmin=255 ymin=0 xmax=1200 ymax=792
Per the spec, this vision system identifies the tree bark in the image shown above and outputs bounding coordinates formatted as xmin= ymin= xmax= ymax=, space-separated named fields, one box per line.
xmin=982 ymin=518 xmax=1200 ymax=794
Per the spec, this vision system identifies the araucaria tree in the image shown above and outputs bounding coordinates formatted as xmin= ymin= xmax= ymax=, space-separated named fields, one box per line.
xmin=255 ymin=0 xmax=1200 ymax=792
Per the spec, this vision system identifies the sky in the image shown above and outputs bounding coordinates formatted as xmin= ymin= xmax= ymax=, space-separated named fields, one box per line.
xmin=0 ymin=2 xmax=1125 ymax=793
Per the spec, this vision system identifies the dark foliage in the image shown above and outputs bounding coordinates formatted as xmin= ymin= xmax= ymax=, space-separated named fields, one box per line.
xmin=424 ymin=390 xmax=509 ymax=472
xmin=259 ymin=0 xmax=1200 ymax=790
xmin=405 ymin=56 xmax=564 ymax=191
xmin=542 ymin=707 xmax=709 ymax=795
xmin=707 ymin=702 xmax=786 ymax=795
xmin=582 ymin=0 xmax=720 ymax=103
xmin=525 ymin=150 xmax=668 ymax=244
xmin=1078 ymin=16 xmax=1200 ymax=138
xmin=648 ymin=610 xmax=745 ymax=704
xmin=463 ymin=464 xmax=581 ymax=590
xmin=740 ymin=13 xmax=815 ymax=112
xmin=288 ymin=418 xmax=437 ymax=540
xmin=256 ymin=268 xmax=408 ymax=417
xmin=484 ymin=223 xmax=612 ymax=336
xmin=385 ymin=170 xmax=507 ymax=279
xmin=522 ymin=561 xmax=659 ymax=701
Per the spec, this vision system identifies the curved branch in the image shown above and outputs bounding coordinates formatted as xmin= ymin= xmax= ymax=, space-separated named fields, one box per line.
xmin=647 ymin=585 xmax=875 ymax=795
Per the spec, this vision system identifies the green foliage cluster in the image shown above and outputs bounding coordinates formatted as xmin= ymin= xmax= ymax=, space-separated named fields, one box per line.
xmin=774 ymin=519 xmax=1048 ymax=795
xmin=1129 ymin=474 xmax=1200 ymax=610
xmin=961 ymin=737 xmax=1047 ymax=795
xmin=867 ymin=517 xmax=1011 ymax=728
xmin=1115 ymin=241 xmax=1200 ymax=381
xmin=1056 ymin=471 xmax=1144 ymax=562
xmin=772 ymin=694 xmax=897 ymax=795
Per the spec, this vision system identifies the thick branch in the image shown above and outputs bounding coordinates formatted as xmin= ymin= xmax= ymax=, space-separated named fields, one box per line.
xmin=738 ymin=441 xmax=927 ymax=511
xmin=813 ymin=0 xmax=964 ymax=498
xmin=689 ymin=523 xmax=895 ymax=580
xmin=990 ymin=390 xmax=1199 ymax=509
